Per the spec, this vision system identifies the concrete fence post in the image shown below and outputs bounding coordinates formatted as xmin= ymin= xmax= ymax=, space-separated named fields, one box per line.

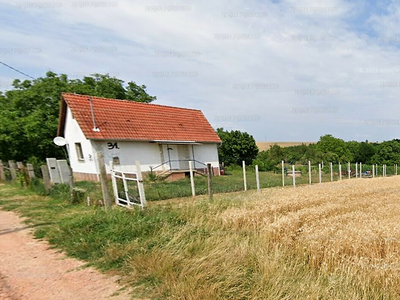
xmin=348 ymin=162 xmax=351 ymax=179
xmin=242 ymin=161 xmax=247 ymax=191
xmin=292 ymin=165 xmax=296 ymax=188
xmin=41 ymin=165 xmax=51 ymax=192
xmin=0 ymin=160 xmax=5 ymax=181
xmin=8 ymin=160 xmax=17 ymax=181
xmin=27 ymin=164 xmax=35 ymax=179
xmin=255 ymin=165 xmax=260 ymax=192
xmin=319 ymin=164 xmax=322 ymax=184
xmin=355 ymin=162 xmax=358 ymax=178
xmin=189 ymin=160 xmax=195 ymax=197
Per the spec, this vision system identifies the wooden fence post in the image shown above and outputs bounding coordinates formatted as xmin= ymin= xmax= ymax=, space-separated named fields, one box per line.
xmin=135 ymin=160 xmax=146 ymax=208
xmin=308 ymin=161 xmax=311 ymax=185
xmin=207 ymin=163 xmax=213 ymax=200
xmin=41 ymin=165 xmax=51 ymax=192
xmin=97 ymin=152 xmax=112 ymax=209
xmin=339 ymin=162 xmax=342 ymax=180
xmin=330 ymin=162 xmax=333 ymax=182
xmin=8 ymin=160 xmax=17 ymax=181
xmin=372 ymin=164 xmax=375 ymax=178
xmin=0 ymin=160 xmax=5 ymax=181
xmin=282 ymin=161 xmax=285 ymax=187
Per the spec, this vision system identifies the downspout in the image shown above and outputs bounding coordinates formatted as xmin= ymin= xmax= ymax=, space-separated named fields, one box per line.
xmin=167 ymin=144 xmax=172 ymax=170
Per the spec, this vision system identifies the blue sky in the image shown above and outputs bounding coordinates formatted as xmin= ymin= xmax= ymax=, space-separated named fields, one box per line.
xmin=1 ymin=0 xmax=400 ymax=142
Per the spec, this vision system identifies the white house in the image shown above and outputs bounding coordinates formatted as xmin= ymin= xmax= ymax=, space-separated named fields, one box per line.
xmin=57 ymin=93 xmax=221 ymax=181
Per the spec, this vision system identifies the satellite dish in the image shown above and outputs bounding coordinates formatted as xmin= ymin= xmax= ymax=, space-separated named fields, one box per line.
xmin=53 ymin=136 xmax=66 ymax=146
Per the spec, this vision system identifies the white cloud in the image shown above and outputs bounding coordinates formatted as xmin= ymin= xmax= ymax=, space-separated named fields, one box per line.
xmin=1 ymin=0 xmax=400 ymax=141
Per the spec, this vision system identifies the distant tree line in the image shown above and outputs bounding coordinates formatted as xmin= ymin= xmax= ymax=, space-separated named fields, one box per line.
xmin=253 ymin=134 xmax=400 ymax=172
xmin=0 ymin=72 xmax=156 ymax=164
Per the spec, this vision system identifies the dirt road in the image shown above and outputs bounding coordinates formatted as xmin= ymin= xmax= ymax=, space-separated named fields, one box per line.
xmin=0 ymin=209 xmax=131 ymax=300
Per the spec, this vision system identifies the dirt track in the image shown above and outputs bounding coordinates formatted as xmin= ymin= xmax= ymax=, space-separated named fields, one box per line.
xmin=0 ymin=209 xmax=131 ymax=300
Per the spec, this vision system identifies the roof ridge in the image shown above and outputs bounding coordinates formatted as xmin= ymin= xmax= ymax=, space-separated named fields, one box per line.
xmin=61 ymin=92 xmax=202 ymax=112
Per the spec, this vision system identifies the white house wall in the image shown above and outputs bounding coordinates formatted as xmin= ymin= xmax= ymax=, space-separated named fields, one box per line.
xmin=192 ymin=144 xmax=220 ymax=170
xmin=64 ymin=107 xmax=98 ymax=176
xmin=91 ymin=141 xmax=163 ymax=174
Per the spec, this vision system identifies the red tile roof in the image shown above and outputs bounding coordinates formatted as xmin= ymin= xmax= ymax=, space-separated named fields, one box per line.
xmin=58 ymin=93 xmax=221 ymax=143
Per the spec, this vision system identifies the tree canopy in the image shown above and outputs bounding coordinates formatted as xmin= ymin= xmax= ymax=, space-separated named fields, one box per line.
xmin=0 ymin=72 xmax=156 ymax=163
xmin=216 ymin=128 xmax=259 ymax=166
xmin=254 ymin=134 xmax=399 ymax=171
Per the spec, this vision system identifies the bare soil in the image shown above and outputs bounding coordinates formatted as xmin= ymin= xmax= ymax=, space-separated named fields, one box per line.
xmin=0 ymin=210 xmax=132 ymax=300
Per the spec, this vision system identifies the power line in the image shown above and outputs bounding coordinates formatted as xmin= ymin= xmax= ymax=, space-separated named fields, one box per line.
xmin=0 ymin=61 xmax=35 ymax=80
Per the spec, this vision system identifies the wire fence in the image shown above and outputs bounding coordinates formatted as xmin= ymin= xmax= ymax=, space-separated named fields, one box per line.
xmin=1 ymin=159 xmax=398 ymax=205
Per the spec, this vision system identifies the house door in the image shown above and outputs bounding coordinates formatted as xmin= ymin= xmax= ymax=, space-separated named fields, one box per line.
xmin=165 ymin=145 xmax=179 ymax=170
xmin=178 ymin=145 xmax=190 ymax=170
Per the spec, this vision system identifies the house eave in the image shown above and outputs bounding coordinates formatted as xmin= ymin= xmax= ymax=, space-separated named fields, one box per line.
xmin=87 ymin=138 xmax=220 ymax=145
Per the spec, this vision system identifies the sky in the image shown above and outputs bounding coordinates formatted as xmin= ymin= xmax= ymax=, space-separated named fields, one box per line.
xmin=1 ymin=0 xmax=400 ymax=143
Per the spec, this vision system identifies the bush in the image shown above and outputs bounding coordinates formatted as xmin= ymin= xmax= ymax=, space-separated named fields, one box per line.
xmin=29 ymin=177 xmax=49 ymax=195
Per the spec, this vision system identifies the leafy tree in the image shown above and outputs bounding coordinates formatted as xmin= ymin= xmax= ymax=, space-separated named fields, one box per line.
xmin=0 ymin=72 xmax=156 ymax=162
xmin=253 ymin=144 xmax=284 ymax=171
xmin=316 ymin=134 xmax=352 ymax=163
xmin=370 ymin=140 xmax=400 ymax=165
xmin=216 ymin=128 xmax=258 ymax=166
xmin=355 ymin=142 xmax=377 ymax=164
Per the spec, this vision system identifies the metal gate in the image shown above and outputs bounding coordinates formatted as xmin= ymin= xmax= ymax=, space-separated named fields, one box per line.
xmin=110 ymin=165 xmax=146 ymax=209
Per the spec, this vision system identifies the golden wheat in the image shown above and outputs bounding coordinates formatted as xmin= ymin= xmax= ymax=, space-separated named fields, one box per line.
xmin=135 ymin=176 xmax=400 ymax=299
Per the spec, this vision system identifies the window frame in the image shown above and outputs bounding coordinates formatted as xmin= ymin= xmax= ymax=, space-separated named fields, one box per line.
xmin=75 ymin=143 xmax=85 ymax=161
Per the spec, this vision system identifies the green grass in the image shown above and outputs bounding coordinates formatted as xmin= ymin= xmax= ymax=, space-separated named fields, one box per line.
xmin=1 ymin=180 xmax=400 ymax=299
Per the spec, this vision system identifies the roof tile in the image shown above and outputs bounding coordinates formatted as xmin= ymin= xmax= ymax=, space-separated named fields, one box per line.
xmin=60 ymin=93 xmax=221 ymax=143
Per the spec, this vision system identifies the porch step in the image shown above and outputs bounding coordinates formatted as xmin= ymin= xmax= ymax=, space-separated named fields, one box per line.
xmin=157 ymin=169 xmax=207 ymax=180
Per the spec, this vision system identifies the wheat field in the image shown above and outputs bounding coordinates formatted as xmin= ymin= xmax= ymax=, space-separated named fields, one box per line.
xmin=256 ymin=141 xmax=315 ymax=151
xmin=138 ymin=176 xmax=400 ymax=299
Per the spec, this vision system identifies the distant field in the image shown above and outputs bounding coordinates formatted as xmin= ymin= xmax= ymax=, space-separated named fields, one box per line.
xmin=257 ymin=141 xmax=315 ymax=151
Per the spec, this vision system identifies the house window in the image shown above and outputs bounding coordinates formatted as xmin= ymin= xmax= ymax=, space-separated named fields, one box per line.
xmin=75 ymin=143 xmax=84 ymax=161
